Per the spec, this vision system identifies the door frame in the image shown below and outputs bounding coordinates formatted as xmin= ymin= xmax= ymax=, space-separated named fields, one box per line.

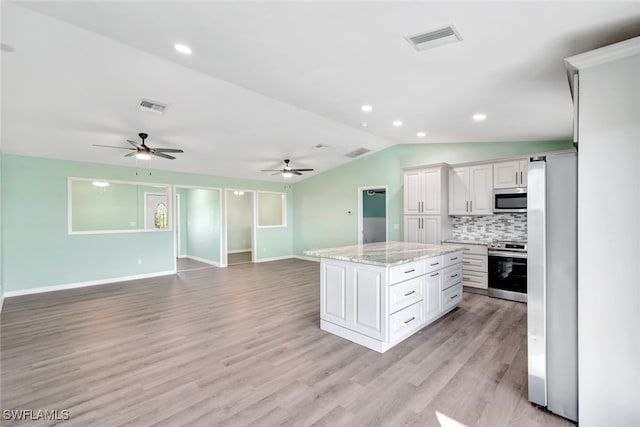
xmin=173 ymin=185 xmax=223 ymax=271
xmin=357 ymin=185 xmax=389 ymax=245
xmin=223 ymin=189 xmax=256 ymax=265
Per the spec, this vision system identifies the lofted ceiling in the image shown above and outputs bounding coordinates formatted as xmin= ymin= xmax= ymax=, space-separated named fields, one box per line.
xmin=2 ymin=1 xmax=639 ymax=181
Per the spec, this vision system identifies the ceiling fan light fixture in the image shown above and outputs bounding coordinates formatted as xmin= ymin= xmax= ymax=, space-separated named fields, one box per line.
xmin=174 ymin=43 xmax=192 ymax=55
xmin=282 ymin=171 xmax=294 ymax=178
xmin=136 ymin=153 xmax=151 ymax=160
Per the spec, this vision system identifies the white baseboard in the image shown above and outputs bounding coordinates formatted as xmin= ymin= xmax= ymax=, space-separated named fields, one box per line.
xmin=182 ymin=255 xmax=220 ymax=267
xmin=293 ymin=255 xmax=320 ymax=262
xmin=0 ymin=293 xmax=4 ymax=312
xmin=3 ymin=270 xmax=176 ymax=298
xmin=227 ymin=249 xmax=251 ymax=254
xmin=254 ymin=255 xmax=294 ymax=263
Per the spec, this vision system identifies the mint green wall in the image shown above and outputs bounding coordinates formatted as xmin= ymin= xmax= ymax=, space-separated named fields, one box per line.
xmin=363 ymin=191 xmax=386 ymax=218
xmin=292 ymin=140 xmax=572 ymax=255
xmin=1 ymin=154 xmax=293 ymax=292
xmin=186 ymin=188 xmax=220 ymax=264
xmin=176 ymin=188 xmax=188 ymax=256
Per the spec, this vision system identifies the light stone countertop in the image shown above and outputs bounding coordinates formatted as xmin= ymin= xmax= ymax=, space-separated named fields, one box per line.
xmin=441 ymin=238 xmax=491 ymax=246
xmin=304 ymin=241 xmax=465 ymax=267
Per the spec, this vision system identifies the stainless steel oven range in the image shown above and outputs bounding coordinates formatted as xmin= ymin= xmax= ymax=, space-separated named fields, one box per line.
xmin=488 ymin=240 xmax=527 ymax=303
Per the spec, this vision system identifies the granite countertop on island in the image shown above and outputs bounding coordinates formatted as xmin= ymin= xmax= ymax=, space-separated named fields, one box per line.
xmin=304 ymin=241 xmax=465 ymax=267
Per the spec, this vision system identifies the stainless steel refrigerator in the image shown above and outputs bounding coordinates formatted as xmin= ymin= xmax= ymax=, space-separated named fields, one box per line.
xmin=527 ymin=153 xmax=578 ymax=422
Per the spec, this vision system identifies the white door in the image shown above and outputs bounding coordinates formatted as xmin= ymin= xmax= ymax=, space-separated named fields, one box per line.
xmin=351 ymin=265 xmax=384 ymax=340
xmin=404 ymin=216 xmax=423 ymax=243
xmin=144 ymin=193 xmax=169 ymax=229
xmin=423 ymin=217 xmax=440 ymax=245
xmin=493 ymin=160 xmax=520 ymax=189
xmin=469 ymin=165 xmax=493 ymax=215
xmin=449 ymin=168 xmax=469 ymax=215
xmin=422 ymin=169 xmax=441 ymax=214
xmin=404 ymin=171 xmax=423 ymax=214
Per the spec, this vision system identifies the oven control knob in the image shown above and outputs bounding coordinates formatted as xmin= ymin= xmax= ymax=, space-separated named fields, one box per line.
xmin=490 ymin=243 xmax=495 ymax=247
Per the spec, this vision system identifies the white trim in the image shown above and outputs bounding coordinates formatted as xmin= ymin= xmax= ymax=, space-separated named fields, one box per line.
xmin=181 ymin=255 xmax=220 ymax=267
xmin=254 ymin=255 xmax=293 ymax=263
xmin=357 ymin=185 xmax=389 ymax=245
xmin=293 ymin=255 xmax=320 ymax=262
xmin=227 ymin=249 xmax=251 ymax=254
xmin=0 ymin=294 xmax=4 ymax=313
xmin=565 ymin=36 xmax=640 ymax=71
xmin=3 ymin=270 xmax=176 ymax=298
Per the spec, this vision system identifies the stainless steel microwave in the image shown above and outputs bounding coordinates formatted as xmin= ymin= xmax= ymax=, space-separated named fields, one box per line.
xmin=493 ymin=188 xmax=527 ymax=213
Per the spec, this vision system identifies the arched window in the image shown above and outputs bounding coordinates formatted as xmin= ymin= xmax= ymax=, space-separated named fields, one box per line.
xmin=154 ymin=203 xmax=168 ymax=229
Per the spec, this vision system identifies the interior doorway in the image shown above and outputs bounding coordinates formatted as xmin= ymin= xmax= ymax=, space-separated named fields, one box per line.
xmin=225 ymin=189 xmax=255 ymax=265
xmin=174 ymin=186 xmax=222 ymax=272
xmin=358 ymin=186 xmax=388 ymax=244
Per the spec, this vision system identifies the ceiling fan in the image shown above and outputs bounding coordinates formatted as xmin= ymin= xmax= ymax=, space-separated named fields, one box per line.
xmin=262 ymin=159 xmax=314 ymax=177
xmin=93 ymin=132 xmax=184 ymax=160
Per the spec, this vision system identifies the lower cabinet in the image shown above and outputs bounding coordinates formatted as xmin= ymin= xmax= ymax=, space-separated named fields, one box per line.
xmin=320 ymin=251 xmax=463 ymax=353
xmin=442 ymin=242 xmax=488 ymax=290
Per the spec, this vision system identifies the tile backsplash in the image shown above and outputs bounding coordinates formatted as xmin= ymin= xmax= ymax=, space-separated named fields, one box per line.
xmin=451 ymin=213 xmax=527 ymax=241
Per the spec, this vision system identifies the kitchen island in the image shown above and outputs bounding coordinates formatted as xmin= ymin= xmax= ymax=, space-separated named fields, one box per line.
xmin=305 ymin=241 xmax=464 ymax=353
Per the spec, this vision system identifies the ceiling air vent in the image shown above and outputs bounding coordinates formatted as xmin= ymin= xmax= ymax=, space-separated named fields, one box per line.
xmin=345 ymin=148 xmax=372 ymax=158
xmin=406 ymin=24 xmax=462 ymax=52
xmin=138 ymin=98 xmax=168 ymax=114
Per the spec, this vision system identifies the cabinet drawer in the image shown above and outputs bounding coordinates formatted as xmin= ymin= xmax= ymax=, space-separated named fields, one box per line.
xmin=389 ymin=276 xmax=424 ymax=314
xmin=463 ymin=253 xmax=487 ymax=272
xmin=442 ymin=265 xmax=463 ymax=290
xmin=463 ymin=271 xmax=488 ymax=289
xmin=443 ymin=251 xmax=463 ymax=268
xmin=389 ymin=301 xmax=424 ymax=342
xmin=424 ymin=256 xmax=443 ymax=274
xmin=389 ymin=260 xmax=425 ymax=284
xmin=442 ymin=283 xmax=463 ymax=311
xmin=461 ymin=244 xmax=488 ymax=256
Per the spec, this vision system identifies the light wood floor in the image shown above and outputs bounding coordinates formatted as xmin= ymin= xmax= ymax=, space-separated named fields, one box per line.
xmin=228 ymin=251 xmax=252 ymax=265
xmin=1 ymin=259 xmax=574 ymax=427
xmin=177 ymin=257 xmax=217 ymax=272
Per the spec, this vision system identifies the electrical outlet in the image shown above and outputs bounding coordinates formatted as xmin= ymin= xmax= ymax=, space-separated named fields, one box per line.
xmin=263 ymin=248 xmax=267 ymax=253
xmin=480 ymin=226 xmax=486 ymax=233
xmin=462 ymin=225 xmax=468 ymax=233
xmin=137 ymin=259 xmax=143 ymax=265
xmin=393 ymin=224 xmax=399 ymax=230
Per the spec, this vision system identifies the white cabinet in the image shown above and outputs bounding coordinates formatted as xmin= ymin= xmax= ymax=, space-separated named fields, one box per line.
xmin=448 ymin=164 xmax=493 ymax=215
xmin=404 ymin=216 xmax=440 ymax=245
xmin=493 ymin=159 xmax=528 ymax=188
xmin=443 ymin=242 xmax=488 ymax=290
xmin=319 ymin=250 xmax=464 ymax=353
xmin=404 ymin=165 xmax=451 ymax=243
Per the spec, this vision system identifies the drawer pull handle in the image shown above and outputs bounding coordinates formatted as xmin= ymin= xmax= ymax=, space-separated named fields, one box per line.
xmin=450 ymin=257 xmax=458 ymax=261
xmin=430 ymin=262 xmax=440 ymax=266
xmin=463 ymin=261 xmax=471 ymax=264
xmin=450 ymin=293 xmax=459 ymax=300
xmin=450 ymin=273 xmax=459 ymax=278
xmin=404 ymin=290 xmax=416 ymax=297
xmin=404 ymin=269 xmax=415 ymax=274
xmin=404 ymin=316 xmax=416 ymax=324
xmin=430 ymin=272 xmax=439 ymax=277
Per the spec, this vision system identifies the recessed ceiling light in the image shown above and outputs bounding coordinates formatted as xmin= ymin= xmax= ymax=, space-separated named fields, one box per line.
xmin=360 ymin=122 xmax=368 ymax=128
xmin=416 ymin=132 xmax=426 ymax=138
xmin=174 ymin=43 xmax=192 ymax=55
xmin=393 ymin=120 xmax=403 ymax=127
xmin=136 ymin=153 xmax=151 ymax=160
xmin=361 ymin=104 xmax=373 ymax=113
xmin=92 ymin=181 xmax=110 ymax=188
xmin=473 ymin=113 xmax=487 ymax=121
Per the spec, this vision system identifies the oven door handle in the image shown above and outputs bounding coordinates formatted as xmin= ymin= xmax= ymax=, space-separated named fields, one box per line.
xmin=488 ymin=251 xmax=528 ymax=259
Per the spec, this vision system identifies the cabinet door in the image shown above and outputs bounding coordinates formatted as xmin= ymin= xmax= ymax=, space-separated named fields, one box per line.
xmin=422 ymin=169 xmax=441 ymax=214
xmin=404 ymin=216 xmax=424 ymax=243
xmin=404 ymin=171 xmax=423 ymax=214
xmin=425 ymin=270 xmax=443 ymax=320
xmin=351 ymin=265 xmax=384 ymax=340
xmin=493 ymin=160 xmax=520 ymax=189
xmin=423 ymin=216 xmax=440 ymax=245
xmin=320 ymin=260 xmax=349 ymax=327
xmin=518 ymin=159 xmax=528 ymax=187
xmin=469 ymin=165 xmax=493 ymax=215
xmin=448 ymin=168 xmax=469 ymax=215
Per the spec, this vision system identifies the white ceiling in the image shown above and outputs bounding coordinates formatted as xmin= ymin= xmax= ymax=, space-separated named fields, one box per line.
xmin=2 ymin=2 xmax=639 ymax=181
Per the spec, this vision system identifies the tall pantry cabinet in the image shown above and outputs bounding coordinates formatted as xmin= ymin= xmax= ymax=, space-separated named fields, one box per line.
xmin=403 ymin=164 xmax=451 ymax=244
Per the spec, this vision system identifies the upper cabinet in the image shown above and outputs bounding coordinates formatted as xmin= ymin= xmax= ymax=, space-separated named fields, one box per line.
xmin=493 ymin=159 xmax=528 ymax=188
xmin=448 ymin=164 xmax=493 ymax=215
xmin=403 ymin=167 xmax=444 ymax=215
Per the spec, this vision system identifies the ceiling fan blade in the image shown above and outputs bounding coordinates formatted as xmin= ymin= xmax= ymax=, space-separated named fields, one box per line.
xmin=124 ymin=151 xmax=137 ymax=157
xmin=93 ymin=144 xmax=136 ymax=150
xmin=293 ymin=171 xmax=303 ymax=175
xmin=151 ymin=151 xmax=176 ymax=160
xmin=271 ymin=172 xmax=282 ymax=176
xmin=292 ymin=168 xmax=314 ymax=172
xmin=154 ymin=148 xmax=184 ymax=153
xmin=127 ymin=139 xmax=142 ymax=148
xmin=261 ymin=169 xmax=281 ymax=172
